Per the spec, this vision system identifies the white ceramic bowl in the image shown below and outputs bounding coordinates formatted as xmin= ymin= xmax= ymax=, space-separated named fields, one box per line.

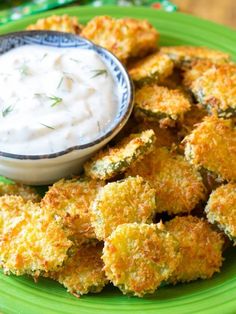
xmin=0 ymin=31 xmax=134 ymax=185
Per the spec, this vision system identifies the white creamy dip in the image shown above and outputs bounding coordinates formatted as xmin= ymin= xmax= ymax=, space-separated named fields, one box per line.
xmin=0 ymin=45 xmax=118 ymax=155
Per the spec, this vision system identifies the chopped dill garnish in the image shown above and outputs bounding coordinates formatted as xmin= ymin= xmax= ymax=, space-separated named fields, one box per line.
xmin=57 ymin=77 xmax=64 ymax=89
xmin=2 ymin=105 xmax=14 ymax=118
xmin=50 ymin=95 xmax=63 ymax=107
xmin=40 ymin=53 xmax=48 ymax=61
xmin=40 ymin=123 xmax=55 ymax=130
xmin=70 ymin=58 xmax=81 ymax=64
xmin=19 ymin=63 xmax=29 ymax=76
xmin=90 ymin=69 xmax=108 ymax=79
xmin=97 ymin=121 xmax=101 ymax=132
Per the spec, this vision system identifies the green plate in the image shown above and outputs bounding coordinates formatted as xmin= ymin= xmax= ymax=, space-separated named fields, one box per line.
xmin=0 ymin=6 xmax=236 ymax=314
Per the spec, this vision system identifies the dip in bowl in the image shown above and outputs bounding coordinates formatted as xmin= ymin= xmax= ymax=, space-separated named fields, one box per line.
xmin=0 ymin=31 xmax=133 ymax=185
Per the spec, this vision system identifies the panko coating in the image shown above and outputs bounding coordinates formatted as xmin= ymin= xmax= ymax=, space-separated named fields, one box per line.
xmin=0 ymin=181 xmax=40 ymax=202
xmin=26 ymin=15 xmax=83 ymax=34
xmin=177 ymin=104 xmax=208 ymax=139
xmin=0 ymin=195 xmax=72 ymax=276
xmin=131 ymin=120 xmax=179 ymax=149
xmin=191 ymin=63 xmax=236 ymax=117
xmin=41 ymin=178 xmax=104 ymax=246
xmin=90 ymin=176 xmax=156 ymax=240
xmin=81 ymin=16 xmax=158 ymax=64
xmin=160 ymin=46 xmax=230 ymax=69
xmin=129 ymin=53 xmax=173 ymax=86
xmin=126 ymin=147 xmax=206 ymax=215
xmin=84 ymin=129 xmax=156 ymax=180
xmin=165 ymin=216 xmax=224 ymax=283
xmin=205 ymin=183 xmax=236 ymax=243
xmin=51 ymin=243 xmax=108 ymax=296
xmin=102 ymin=223 xmax=180 ymax=297
xmin=184 ymin=116 xmax=236 ymax=181
xmin=183 ymin=60 xmax=214 ymax=88
xmin=134 ymin=85 xmax=191 ymax=125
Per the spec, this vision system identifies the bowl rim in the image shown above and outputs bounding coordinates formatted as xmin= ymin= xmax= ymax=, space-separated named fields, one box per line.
xmin=0 ymin=30 xmax=134 ymax=160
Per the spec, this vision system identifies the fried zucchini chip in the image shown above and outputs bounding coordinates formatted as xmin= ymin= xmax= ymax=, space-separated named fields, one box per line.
xmin=41 ymin=178 xmax=104 ymax=246
xmin=51 ymin=243 xmax=108 ymax=296
xmin=160 ymin=46 xmax=230 ymax=69
xmin=0 ymin=195 xmax=72 ymax=276
xmin=126 ymin=147 xmax=206 ymax=214
xmin=129 ymin=53 xmax=173 ymax=86
xmin=131 ymin=120 xmax=179 ymax=149
xmin=183 ymin=60 xmax=214 ymax=89
xmin=191 ymin=63 xmax=236 ymax=117
xmin=81 ymin=16 xmax=158 ymax=64
xmin=90 ymin=176 xmax=156 ymax=240
xmin=184 ymin=116 xmax=236 ymax=181
xmin=0 ymin=181 xmax=40 ymax=202
xmin=102 ymin=223 xmax=180 ymax=297
xmin=84 ymin=130 xmax=156 ymax=180
xmin=26 ymin=15 xmax=82 ymax=34
xmin=134 ymin=85 xmax=191 ymax=125
xmin=177 ymin=104 xmax=208 ymax=139
xmin=205 ymin=183 xmax=236 ymax=243
xmin=165 ymin=216 xmax=224 ymax=283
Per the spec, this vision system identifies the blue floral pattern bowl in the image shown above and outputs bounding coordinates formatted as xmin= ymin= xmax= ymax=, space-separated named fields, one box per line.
xmin=0 ymin=31 xmax=134 ymax=184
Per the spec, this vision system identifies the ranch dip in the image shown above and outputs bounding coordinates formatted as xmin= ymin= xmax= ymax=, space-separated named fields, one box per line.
xmin=0 ymin=45 xmax=118 ymax=155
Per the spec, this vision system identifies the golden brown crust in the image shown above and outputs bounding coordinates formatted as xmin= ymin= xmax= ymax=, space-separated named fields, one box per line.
xmin=129 ymin=53 xmax=173 ymax=86
xmin=90 ymin=176 xmax=156 ymax=240
xmin=184 ymin=116 xmax=236 ymax=181
xmin=205 ymin=183 xmax=236 ymax=243
xmin=81 ymin=16 xmax=158 ymax=63
xmin=84 ymin=130 xmax=156 ymax=180
xmin=102 ymin=223 xmax=180 ymax=297
xmin=165 ymin=216 xmax=224 ymax=283
xmin=134 ymin=85 xmax=191 ymax=123
xmin=0 ymin=195 xmax=72 ymax=276
xmin=161 ymin=46 xmax=230 ymax=69
xmin=0 ymin=181 xmax=40 ymax=202
xmin=41 ymin=178 xmax=104 ymax=246
xmin=183 ymin=60 xmax=214 ymax=88
xmin=51 ymin=243 xmax=108 ymax=296
xmin=26 ymin=15 xmax=83 ymax=34
xmin=126 ymin=147 xmax=206 ymax=214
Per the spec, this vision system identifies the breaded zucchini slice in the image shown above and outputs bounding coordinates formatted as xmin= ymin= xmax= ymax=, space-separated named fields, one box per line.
xmin=184 ymin=116 xmax=236 ymax=181
xmin=205 ymin=183 xmax=236 ymax=243
xmin=90 ymin=176 xmax=156 ymax=240
xmin=84 ymin=129 xmax=156 ymax=180
xmin=26 ymin=15 xmax=83 ymax=34
xmin=131 ymin=120 xmax=179 ymax=149
xmin=41 ymin=177 xmax=104 ymax=246
xmin=165 ymin=216 xmax=224 ymax=283
xmin=183 ymin=60 xmax=214 ymax=88
xmin=81 ymin=16 xmax=158 ymax=64
xmin=0 ymin=180 xmax=40 ymax=202
xmin=126 ymin=147 xmax=206 ymax=215
xmin=102 ymin=223 xmax=180 ymax=297
xmin=51 ymin=243 xmax=108 ymax=296
xmin=129 ymin=53 xmax=174 ymax=86
xmin=177 ymin=104 xmax=208 ymax=139
xmin=191 ymin=63 xmax=236 ymax=117
xmin=0 ymin=195 xmax=72 ymax=276
xmin=134 ymin=85 xmax=191 ymax=124
xmin=160 ymin=46 xmax=230 ymax=69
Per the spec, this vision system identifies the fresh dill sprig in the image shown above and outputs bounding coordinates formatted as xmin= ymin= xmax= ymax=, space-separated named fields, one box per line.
xmin=50 ymin=95 xmax=63 ymax=107
xmin=2 ymin=105 xmax=14 ymax=118
xmin=90 ymin=69 xmax=108 ymax=79
xmin=39 ymin=123 xmax=55 ymax=130
xmin=40 ymin=53 xmax=48 ymax=61
xmin=19 ymin=63 xmax=29 ymax=76
xmin=70 ymin=58 xmax=81 ymax=64
xmin=57 ymin=77 xmax=64 ymax=89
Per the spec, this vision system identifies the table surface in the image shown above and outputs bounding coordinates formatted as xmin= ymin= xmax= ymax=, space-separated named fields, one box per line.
xmin=174 ymin=0 xmax=235 ymax=28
